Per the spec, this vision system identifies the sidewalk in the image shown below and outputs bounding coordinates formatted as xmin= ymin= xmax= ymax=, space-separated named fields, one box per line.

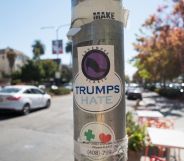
xmin=132 ymin=91 xmax=184 ymax=161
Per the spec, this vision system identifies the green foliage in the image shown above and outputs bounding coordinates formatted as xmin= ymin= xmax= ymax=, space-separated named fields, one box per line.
xmin=125 ymin=75 xmax=130 ymax=83
xmin=11 ymin=71 xmax=22 ymax=84
xmin=126 ymin=112 xmax=146 ymax=152
xmin=32 ymin=40 xmax=45 ymax=60
xmin=65 ymin=41 xmax=73 ymax=66
xmin=138 ymin=69 xmax=151 ymax=80
xmin=65 ymin=41 xmax=72 ymax=53
xmin=11 ymin=71 xmax=21 ymax=80
xmin=21 ymin=60 xmax=44 ymax=82
xmin=1 ymin=71 xmax=10 ymax=78
xmin=6 ymin=48 xmax=17 ymax=73
xmin=156 ymin=88 xmax=182 ymax=99
xmin=11 ymin=79 xmax=22 ymax=85
xmin=148 ymin=85 xmax=156 ymax=91
xmin=61 ymin=65 xmax=72 ymax=83
xmin=39 ymin=60 xmax=58 ymax=80
xmin=133 ymin=1 xmax=184 ymax=84
xmin=49 ymin=87 xmax=71 ymax=95
xmin=18 ymin=59 xmax=58 ymax=83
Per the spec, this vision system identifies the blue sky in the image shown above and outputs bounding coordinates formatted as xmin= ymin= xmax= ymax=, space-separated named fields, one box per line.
xmin=0 ymin=0 xmax=167 ymax=78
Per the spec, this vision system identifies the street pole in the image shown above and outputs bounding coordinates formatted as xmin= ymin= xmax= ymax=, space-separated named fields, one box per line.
xmin=41 ymin=24 xmax=69 ymax=85
xmin=41 ymin=24 xmax=69 ymax=59
xmin=68 ymin=0 xmax=129 ymax=160
xmin=55 ymin=24 xmax=69 ymax=59
xmin=56 ymin=27 xmax=59 ymax=60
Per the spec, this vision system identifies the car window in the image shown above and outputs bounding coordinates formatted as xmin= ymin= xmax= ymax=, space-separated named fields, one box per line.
xmin=0 ymin=88 xmax=20 ymax=93
xmin=31 ymin=88 xmax=44 ymax=94
xmin=23 ymin=89 xmax=32 ymax=94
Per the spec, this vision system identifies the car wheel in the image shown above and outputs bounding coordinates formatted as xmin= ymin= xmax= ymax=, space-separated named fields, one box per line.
xmin=127 ymin=96 xmax=131 ymax=100
xmin=45 ymin=100 xmax=51 ymax=108
xmin=22 ymin=104 xmax=30 ymax=115
xmin=139 ymin=96 xmax=143 ymax=100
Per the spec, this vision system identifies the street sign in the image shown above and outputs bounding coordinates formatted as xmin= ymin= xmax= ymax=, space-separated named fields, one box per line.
xmin=55 ymin=71 xmax=61 ymax=79
xmin=52 ymin=40 xmax=63 ymax=54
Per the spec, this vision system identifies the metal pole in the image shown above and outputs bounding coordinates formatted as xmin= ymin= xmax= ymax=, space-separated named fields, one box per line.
xmin=68 ymin=0 xmax=128 ymax=160
xmin=55 ymin=24 xmax=69 ymax=59
xmin=41 ymin=24 xmax=69 ymax=60
xmin=56 ymin=27 xmax=59 ymax=60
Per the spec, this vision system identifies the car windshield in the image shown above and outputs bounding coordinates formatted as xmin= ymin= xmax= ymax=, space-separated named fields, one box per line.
xmin=64 ymin=82 xmax=72 ymax=86
xmin=129 ymin=87 xmax=142 ymax=92
xmin=0 ymin=88 xmax=21 ymax=93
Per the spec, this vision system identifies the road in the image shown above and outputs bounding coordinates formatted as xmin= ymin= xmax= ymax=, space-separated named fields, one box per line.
xmin=140 ymin=91 xmax=184 ymax=131
xmin=0 ymin=94 xmax=73 ymax=161
xmin=0 ymin=92 xmax=183 ymax=161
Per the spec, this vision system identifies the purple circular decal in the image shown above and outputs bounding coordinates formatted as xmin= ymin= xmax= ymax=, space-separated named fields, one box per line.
xmin=82 ymin=50 xmax=110 ymax=80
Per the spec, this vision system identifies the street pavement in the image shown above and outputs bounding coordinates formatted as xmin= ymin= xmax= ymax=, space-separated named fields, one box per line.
xmin=139 ymin=91 xmax=184 ymax=161
xmin=0 ymin=91 xmax=184 ymax=161
xmin=0 ymin=94 xmax=73 ymax=161
xmin=140 ymin=91 xmax=184 ymax=131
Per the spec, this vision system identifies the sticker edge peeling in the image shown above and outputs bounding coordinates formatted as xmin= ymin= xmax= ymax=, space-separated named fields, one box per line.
xmin=74 ymin=135 xmax=128 ymax=161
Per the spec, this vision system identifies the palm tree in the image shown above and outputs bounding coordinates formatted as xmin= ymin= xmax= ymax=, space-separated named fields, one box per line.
xmin=6 ymin=48 xmax=17 ymax=74
xmin=65 ymin=41 xmax=72 ymax=66
xmin=32 ymin=40 xmax=45 ymax=60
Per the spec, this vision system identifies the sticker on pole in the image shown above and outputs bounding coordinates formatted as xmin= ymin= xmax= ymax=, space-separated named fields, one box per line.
xmin=76 ymin=122 xmax=115 ymax=160
xmin=75 ymin=122 xmax=128 ymax=160
xmin=74 ymin=45 xmax=123 ymax=113
xmin=71 ymin=0 xmax=129 ymax=27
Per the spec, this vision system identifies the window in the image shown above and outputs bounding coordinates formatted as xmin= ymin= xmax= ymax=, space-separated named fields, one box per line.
xmin=31 ymin=88 xmax=44 ymax=94
xmin=0 ymin=88 xmax=20 ymax=93
xmin=23 ymin=89 xmax=32 ymax=94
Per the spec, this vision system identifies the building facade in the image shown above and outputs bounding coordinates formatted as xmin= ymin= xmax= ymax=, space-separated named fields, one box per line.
xmin=0 ymin=47 xmax=29 ymax=81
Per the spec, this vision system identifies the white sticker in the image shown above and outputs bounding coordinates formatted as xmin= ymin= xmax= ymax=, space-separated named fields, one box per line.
xmin=71 ymin=0 xmax=129 ymax=27
xmin=74 ymin=122 xmax=128 ymax=160
xmin=74 ymin=45 xmax=123 ymax=113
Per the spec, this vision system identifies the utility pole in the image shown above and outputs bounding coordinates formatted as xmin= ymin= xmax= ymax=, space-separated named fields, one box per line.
xmin=41 ymin=24 xmax=69 ymax=59
xmin=41 ymin=24 xmax=69 ymax=85
xmin=68 ymin=0 xmax=129 ymax=160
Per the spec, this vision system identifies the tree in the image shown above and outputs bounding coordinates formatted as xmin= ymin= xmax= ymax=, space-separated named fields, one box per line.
xmin=65 ymin=41 xmax=72 ymax=66
xmin=32 ymin=40 xmax=45 ymax=60
xmin=65 ymin=41 xmax=72 ymax=53
xmin=132 ymin=1 xmax=184 ymax=85
xmin=40 ymin=60 xmax=58 ymax=80
xmin=6 ymin=48 xmax=17 ymax=74
xmin=172 ymin=0 xmax=184 ymax=79
xmin=132 ymin=71 xmax=145 ymax=85
xmin=60 ymin=65 xmax=72 ymax=83
xmin=21 ymin=60 xmax=44 ymax=82
xmin=125 ymin=75 xmax=131 ymax=83
xmin=11 ymin=71 xmax=22 ymax=85
xmin=20 ymin=59 xmax=58 ymax=83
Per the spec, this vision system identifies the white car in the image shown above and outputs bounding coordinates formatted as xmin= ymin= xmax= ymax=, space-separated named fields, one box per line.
xmin=0 ymin=85 xmax=51 ymax=115
xmin=63 ymin=82 xmax=73 ymax=91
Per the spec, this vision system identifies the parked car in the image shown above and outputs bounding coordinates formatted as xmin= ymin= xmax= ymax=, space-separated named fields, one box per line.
xmin=51 ymin=85 xmax=58 ymax=90
xmin=126 ymin=83 xmax=140 ymax=95
xmin=63 ymin=82 xmax=73 ymax=91
xmin=0 ymin=85 xmax=51 ymax=115
xmin=38 ymin=85 xmax=46 ymax=90
xmin=127 ymin=87 xmax=143 ymax=100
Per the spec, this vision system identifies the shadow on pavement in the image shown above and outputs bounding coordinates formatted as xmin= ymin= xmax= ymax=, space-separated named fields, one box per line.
xmin=143 ymin=94 xmax=184 ymax=118
xmin=0 ymin=111 xmax=20 ymax=121
xmin=145 ymin=103 xmax=156 ymax=107
xmin=0 ymin=108 xmax=47 ymax=121
xmin=161 ymin=111 xmax=182 ymax=117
